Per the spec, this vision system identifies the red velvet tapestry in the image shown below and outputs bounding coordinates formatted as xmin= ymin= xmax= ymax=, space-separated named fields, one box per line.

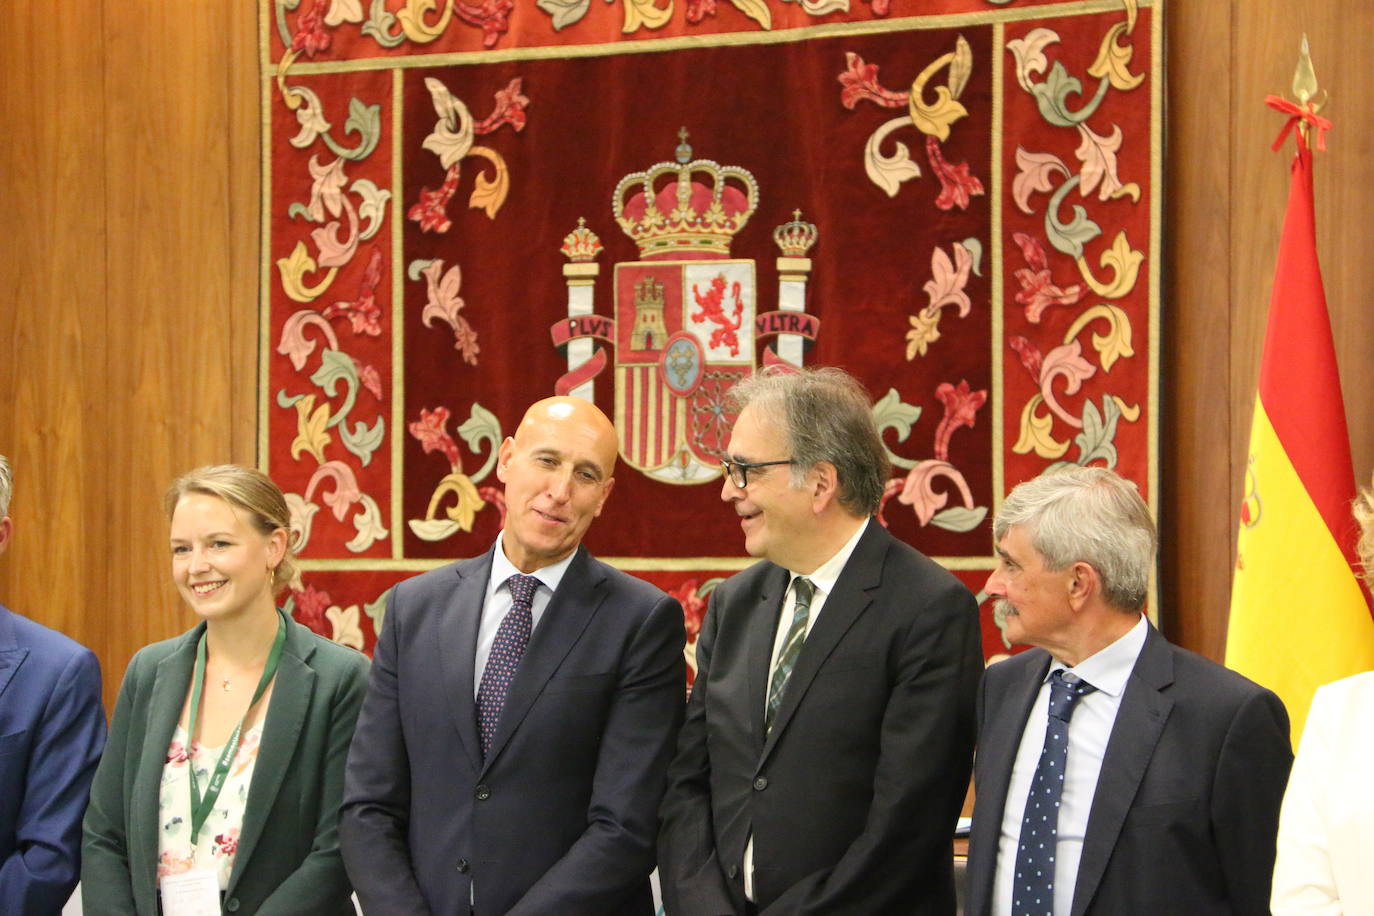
xmin=260 ymin=0 xmax=1162 ymax=673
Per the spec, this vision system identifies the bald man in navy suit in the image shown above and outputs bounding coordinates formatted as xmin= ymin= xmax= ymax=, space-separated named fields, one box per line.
xmin=341 ymin=398 xmax=686 ymax=915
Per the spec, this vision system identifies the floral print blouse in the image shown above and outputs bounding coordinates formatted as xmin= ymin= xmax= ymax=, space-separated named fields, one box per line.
xmin=157 ymin=722 xmax=263 ymax=889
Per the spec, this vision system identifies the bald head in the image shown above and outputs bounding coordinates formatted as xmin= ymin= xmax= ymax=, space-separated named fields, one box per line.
xmin=514 ymin=397 xmax=619 ymax=476
xmin=497 ymin=397 xmax=620 ymax=572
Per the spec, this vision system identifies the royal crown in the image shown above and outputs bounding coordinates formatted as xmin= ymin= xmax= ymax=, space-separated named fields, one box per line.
xmin=773 ymin=209 xmax=819 ymax=258
xmin=612 ymin=129 xmax=760 ymax=260
xmin=561 ymin=217 xmax=603 ymax=262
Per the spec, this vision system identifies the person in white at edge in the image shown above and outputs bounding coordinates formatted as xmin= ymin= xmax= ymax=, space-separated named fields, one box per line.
xmin=1271 ymin=469 xmax=1374 ymax=914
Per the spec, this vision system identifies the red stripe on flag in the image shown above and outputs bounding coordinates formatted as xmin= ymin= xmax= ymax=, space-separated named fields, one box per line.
xmin=1255 ymin=141 xmax=1365 ymax=583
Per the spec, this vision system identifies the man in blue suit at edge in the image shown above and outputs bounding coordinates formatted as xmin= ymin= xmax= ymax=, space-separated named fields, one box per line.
xmin=0 ymin=453 xmax=107 ymax=914
xmin=340 ymin=397 xmax=687 ymax=915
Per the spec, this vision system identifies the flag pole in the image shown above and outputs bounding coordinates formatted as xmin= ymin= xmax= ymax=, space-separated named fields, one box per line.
xmin=1225 ymin=37 xmax=1370 ymax=742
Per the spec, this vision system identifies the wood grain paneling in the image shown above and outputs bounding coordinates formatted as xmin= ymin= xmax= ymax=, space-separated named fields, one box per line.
xmin=1167 ymin=0 xmax=1374 ymax=661
xmin=0 ymin=0 xmax=258 ymax=711
xmin=0 ymin=5 xmax=108 ymax=660
xmin=1162 ymin=0 xmax=1235 ymax=658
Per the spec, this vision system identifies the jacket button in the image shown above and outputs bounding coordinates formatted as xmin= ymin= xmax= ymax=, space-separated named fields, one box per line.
xmin=225 ymin=899 xmax=240 ymax=912
xmin=753 ymin=776 xmax=768 ymax=791
xmin=457 ymin=858 xmax=470 ymax=873
xmin=727 ymin=864 xmax=739 ymax=879
xmin=475 ymin=784 xmax=491 ymax=800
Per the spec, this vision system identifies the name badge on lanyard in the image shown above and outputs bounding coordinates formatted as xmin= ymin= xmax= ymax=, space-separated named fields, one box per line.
xmin=159 ymin=870 xmax=221 ymax=916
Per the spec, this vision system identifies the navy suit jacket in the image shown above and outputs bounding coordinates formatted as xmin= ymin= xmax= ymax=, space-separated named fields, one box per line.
xmin=340 ymin=544 xmax=686 ymax=915
xmin=965 ymin=624 xmax=1292 ymax=916
xmin=0 ymin=604 xmax=106 ymax=915
xmin=658 ymin=519 xmax=983 ymax=915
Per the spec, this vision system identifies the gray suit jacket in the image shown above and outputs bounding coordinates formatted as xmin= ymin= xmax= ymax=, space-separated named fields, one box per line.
xmin=340 ymin=544 xmax=686 ymax=916
xmin=965 ymin=624 xmax=1292 ymax=916
xmin=659 ymin=519 xmax=983 ymax=915
xmin=82 ymin=613 xmax=370 ymax=915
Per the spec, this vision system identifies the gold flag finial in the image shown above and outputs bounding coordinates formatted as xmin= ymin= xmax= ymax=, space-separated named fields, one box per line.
xmin=1292 ymin=34 xmax=1319 ymax=108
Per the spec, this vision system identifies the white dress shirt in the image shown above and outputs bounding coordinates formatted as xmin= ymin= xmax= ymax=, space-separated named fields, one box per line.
xmin=992 ymin=614 xmax=1148 ymax=916
xmin=744 ymin=517 xmax=868 ymax=901
xmin=473 ymin=534 xmax=574 ymax=696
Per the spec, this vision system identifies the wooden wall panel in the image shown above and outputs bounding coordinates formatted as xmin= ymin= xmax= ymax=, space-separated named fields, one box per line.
xmin=3 ymin=0 xmax=1374 ymax=717
xmin=1167 ymin=0 xmax=1374 ymax=661
xmin=0 ymin=0 xmax=258 ymax=711
xmin=104 ymin=0 xmax=243 ymax=697
xmin=1162 ymin=0 xmax=1234 ymax=658
xmin=0 ymin=6 xmax=109 ymax=660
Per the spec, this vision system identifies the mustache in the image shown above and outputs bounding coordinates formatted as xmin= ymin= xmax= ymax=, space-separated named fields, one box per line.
xmin=994 ymin=598 xmax=1018 ymax=618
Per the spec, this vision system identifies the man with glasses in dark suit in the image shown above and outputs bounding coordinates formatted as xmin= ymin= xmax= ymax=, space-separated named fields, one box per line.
xmin=658 ymin=367 xmax=983 ymax=915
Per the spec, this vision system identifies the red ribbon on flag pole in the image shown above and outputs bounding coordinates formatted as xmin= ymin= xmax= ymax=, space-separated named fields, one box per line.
xmin=1265 ymin=94 xmax=1333 ymax=152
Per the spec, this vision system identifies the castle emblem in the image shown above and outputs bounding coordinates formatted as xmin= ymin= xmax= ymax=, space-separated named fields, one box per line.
xmin=549 ymin=130 xmax=821 ymax=484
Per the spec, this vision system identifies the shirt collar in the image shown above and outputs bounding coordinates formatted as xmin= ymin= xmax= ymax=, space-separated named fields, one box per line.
xmin=488 ymin=533 xmax=576 ymax=598
xmin=787 ymin=516 xmax=869 ymax=597
xmin=1048 ymin=613 xmax=1148 ymax=698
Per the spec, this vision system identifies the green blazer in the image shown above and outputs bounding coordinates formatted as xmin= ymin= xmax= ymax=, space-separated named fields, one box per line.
xmin=82 ymin=613 xmax=369 ymax=915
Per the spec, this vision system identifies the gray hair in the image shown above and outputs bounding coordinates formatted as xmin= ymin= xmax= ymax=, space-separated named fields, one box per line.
xmin=0 ymin=455 xmax=10 ymax=517
xmin=728 ymin=367 xmax=888 ymax=516
xmin=994 ymin=466 xmax=1156 ymax=611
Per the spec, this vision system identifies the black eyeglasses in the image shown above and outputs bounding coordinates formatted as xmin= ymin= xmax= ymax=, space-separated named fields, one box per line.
xmin=720 ymin=458 xmax=795 ymax=488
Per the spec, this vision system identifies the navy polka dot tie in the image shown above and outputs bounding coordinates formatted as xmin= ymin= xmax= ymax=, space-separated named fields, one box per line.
xmin=1012 ymin=669 xmax=1097 ymax=916
xmin=476 ymin=574 xmax=540 ymax=758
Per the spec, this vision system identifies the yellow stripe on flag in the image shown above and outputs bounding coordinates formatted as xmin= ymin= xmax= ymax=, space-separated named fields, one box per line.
xmin=1226 ymin=401 xmax=1374 ymax=740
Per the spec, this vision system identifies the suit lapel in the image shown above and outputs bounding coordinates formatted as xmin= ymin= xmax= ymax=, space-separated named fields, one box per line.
xmin=135 ymin=630 xmax=200 ymax=901
xmin=440 ymin=551 xmax=492 ymax=774
xmin=0 ymin=610 xmax=25 ymax=701
xmin=482 ymin=547 xmax=605 ymax=773
xmin=1071 ymin=625 xmax=1174 ymax=916
xmin=759 ymin=521 xmax=883 ymax=764
xmin=966 ymin=651 xmax=1051 ymax=916
xmin=746 ymin=565 xmax=790 ymax=757
xmin=228 ymin=617 xmax=315 ymax=897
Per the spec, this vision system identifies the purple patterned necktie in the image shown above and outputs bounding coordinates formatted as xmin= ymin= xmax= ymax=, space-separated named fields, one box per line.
xmin=476 ymin=573 xmax=540 ymax=758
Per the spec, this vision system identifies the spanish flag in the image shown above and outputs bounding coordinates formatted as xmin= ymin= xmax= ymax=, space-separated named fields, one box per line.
xmin=1225 ymin=113 xmax=1374 ymax=741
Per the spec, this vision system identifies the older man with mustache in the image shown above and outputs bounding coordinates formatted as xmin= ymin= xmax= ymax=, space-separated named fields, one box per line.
xmin=966 ymin=466 xmax=1291 ymax=916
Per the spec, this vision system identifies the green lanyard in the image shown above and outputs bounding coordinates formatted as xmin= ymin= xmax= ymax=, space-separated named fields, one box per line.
xmin=187 ymin=612 xmax=286 ymax=846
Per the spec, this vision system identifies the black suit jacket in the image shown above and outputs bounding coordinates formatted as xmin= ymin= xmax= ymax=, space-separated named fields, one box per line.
xmin=658 ymin=519 xmax=983 ymax=915
xmin=965 ymin=624 xmax=1292 ymax=916
xmin=340 ymin=544 xmax=686 ymax=916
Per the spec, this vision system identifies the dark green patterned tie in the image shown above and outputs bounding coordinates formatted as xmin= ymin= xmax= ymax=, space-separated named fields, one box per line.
xmin=765 ymin=577 xmax=814 ymax=733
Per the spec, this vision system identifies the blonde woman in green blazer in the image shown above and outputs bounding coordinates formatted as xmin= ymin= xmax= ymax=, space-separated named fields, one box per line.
xmin=82 ymin=466 xmax=368 ymax=915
